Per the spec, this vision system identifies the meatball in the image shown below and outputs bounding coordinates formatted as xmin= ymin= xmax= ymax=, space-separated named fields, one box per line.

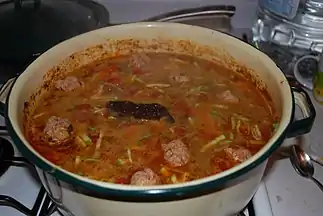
xmin=224 ymin=147 xmax=252 ymax=162
xmin=217 ymin=90 xmax=239 ymax=103
xmin=130 ymin=168 xmax=160 ymax=186
xmin=162 ymin=139 xmax=190 ymax=167
xmin=55 ymin=76 xmax=81 ymax=92
xmin=43 ymin=116 xmax=73 ymax=145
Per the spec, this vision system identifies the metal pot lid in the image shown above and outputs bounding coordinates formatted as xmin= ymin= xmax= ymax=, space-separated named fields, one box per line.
xmin=0 ymin=0 xmax=110 ymax=64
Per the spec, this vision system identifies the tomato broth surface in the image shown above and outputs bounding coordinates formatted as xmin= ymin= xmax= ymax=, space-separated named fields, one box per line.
xmin=24 ymin=52 xmax=279 ymax=186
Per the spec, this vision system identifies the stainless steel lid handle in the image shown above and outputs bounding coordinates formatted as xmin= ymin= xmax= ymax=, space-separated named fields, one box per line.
xmin=145 ymin=5 xmax=236 ymax=22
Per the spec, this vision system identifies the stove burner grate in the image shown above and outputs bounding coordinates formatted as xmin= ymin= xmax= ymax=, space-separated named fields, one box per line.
xmin=0 ymin=137 xmax=31 ymax=177
xmin=0 ymin=137 xmax=14 ymax=177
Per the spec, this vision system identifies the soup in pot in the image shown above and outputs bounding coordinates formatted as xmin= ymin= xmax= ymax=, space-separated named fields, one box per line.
xmin=24 ymin=52 xmax=279 ymax=185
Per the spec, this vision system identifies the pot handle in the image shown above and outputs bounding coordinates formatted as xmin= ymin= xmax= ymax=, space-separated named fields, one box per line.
xmin=0 ymin=77 xmax=17 ymax=130
xmin=286 ymin=86 xmax=316 ymax=138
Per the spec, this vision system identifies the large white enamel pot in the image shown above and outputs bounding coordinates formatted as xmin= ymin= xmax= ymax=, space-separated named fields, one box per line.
xmin=0 ymin=22 xmax=316 ymax=216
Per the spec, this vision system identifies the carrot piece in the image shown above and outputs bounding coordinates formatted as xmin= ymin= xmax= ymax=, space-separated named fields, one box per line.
xmin=160 ymin=167 xmax=171 ymax=177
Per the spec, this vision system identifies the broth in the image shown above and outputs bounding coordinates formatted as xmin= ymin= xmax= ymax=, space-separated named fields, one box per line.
xmin=24 ymin=52 xmax=279 ymax=185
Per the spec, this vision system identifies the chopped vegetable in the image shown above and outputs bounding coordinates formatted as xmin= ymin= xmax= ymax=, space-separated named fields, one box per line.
xmin=131 ymin=75 xmax=144 ymax=83
xmin=146 ymin=83 xmax=171 ymax=88
xmin=212 ymin=104 xmax=228 ymax=109
xmin=33 ymin=112 xmax=46 ymax=119
xmin=116 ymin=158 xmax=126 ymax=165
xmin=220 ymin=140 xmax=232 ymax=145
xmin=201 ymin=134 xmax=226 ymax=152
xmin=233 ymin=114 xmax=250 ymax=122
xmin=82 ymin=135 xmax=92 ymax=145
xmin=171 ymin=58 xmax=186 ymax=64
xmin=75 ymin=136 xmax=87 ymax=147
xmin=83 ymin=158 xmax=99 ymax=162
xmin=92 ymin=95 xmax=118 ymax=102
xmin=152 ymin=87 xmax=164 ymax=93
xmin=186 ymin=86 xmax=208 ymax=95
xmin=229 ymin=133 xmax=234 ymax=140
xmin=210 ymin=110 xmax=217 ymax=117
xmin=170 ymin=174 xmax=178 ymax=183
xmin=160 ymin=167 xmax=171 ymax=177
xmin=236 ymin=120 xmax=241 ymax=133
xmin=74 ymin=156 xmax=81 ymax=166
xmin=88 ymin=126 xmax=96 ymax=131
xmin=106 ymin=83 xmax=124 ymax=92
xmin=181 ymin=172 xmax=190 ymax=182
xmin=273 ymin=122 xmax=279 ymax=131
xmin=139 ymin=134 xmax=152 ymax=141
xmin=75 ymin=156 xmax=99 ymax=166
xmin=127 ymin=148 xmax=133 ymax=163
xmin=251 ymin=125 xmax=262 ymax=140
xmin=188 ymin=117 xmax=194 ymax=125
xmin=93 ymin=107 xmax=107 ymax=116
xmin=76 ymin=172 xmax=84 ymax=176
xmin=95 ymin=129 xmax=104 ymax=153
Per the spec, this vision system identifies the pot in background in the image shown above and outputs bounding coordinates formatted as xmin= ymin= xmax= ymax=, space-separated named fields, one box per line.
xmin=0 ymin=22 xmax=316 ymax=216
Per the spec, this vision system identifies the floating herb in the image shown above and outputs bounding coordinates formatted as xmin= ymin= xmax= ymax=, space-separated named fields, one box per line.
xmin=116 ymin=158 xmax=126 ymax=166
xmin=229 ymin=132 xmax=234 ymax=140
xmin=201 ymin=134 xmax=226 ymax=152
xmin=131 ymin=75 xmax=144 ymax=83
xmin=210 ymin=110 xmax=217 ymax=117
xmin=82 ymin=135 xmax=92 ymax=145
xmin=139 ymin=134 xmax=152 ymax=141
xmin=88 ymin=127 xmax=96 ymax=131
xmin=83 ymin=158 xmax=99 ymax=162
